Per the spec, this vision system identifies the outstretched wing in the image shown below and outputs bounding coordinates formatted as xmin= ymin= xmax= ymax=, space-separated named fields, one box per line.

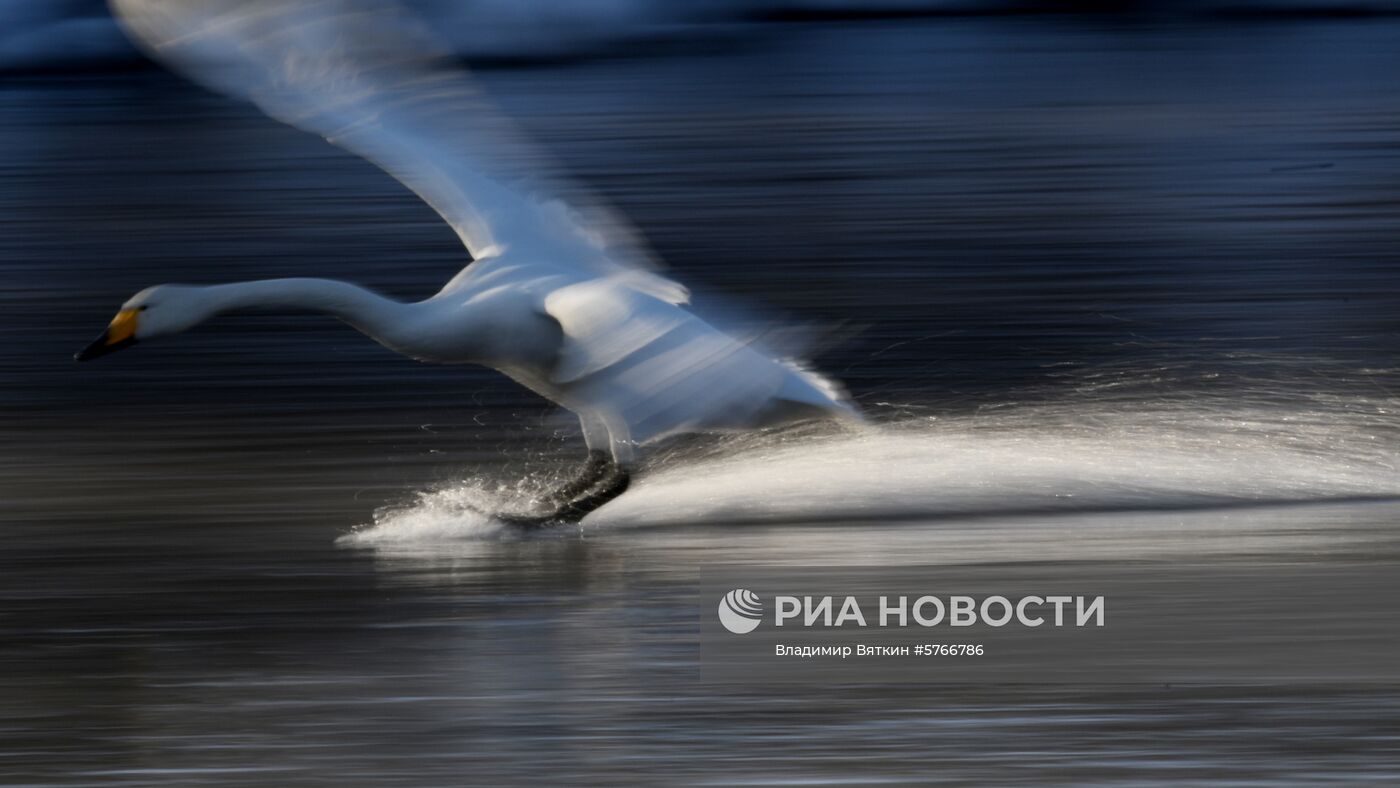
xmin=109 ymin=0 xmax=677 ymax=288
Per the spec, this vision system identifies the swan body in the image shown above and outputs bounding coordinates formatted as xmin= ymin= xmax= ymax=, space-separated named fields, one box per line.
xmin=81 ymin=0 xmax=857 ymax=522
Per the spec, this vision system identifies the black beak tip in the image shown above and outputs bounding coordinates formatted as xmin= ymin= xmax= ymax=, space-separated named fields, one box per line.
xmin=75 ymin=335 xmax=135 ymax=362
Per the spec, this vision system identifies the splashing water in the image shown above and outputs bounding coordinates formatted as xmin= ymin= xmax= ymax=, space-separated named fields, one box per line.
xmin=337 ymin=476 xmax=566 ymax=545
xmin=340 ymin=391 xmax=1400 ymax=545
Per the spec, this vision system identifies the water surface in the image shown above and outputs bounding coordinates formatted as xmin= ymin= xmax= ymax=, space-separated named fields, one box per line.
xmin=4 ymin=16 xmax=1400 ymax=785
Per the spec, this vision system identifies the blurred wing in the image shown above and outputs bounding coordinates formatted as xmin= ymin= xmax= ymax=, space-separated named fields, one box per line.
xmin=544 ymin=279 xmax=851 ymax=445
xmin=545 ymin=279 xmax=690 ymax=383
xmin=109 ymin=0 xmax=672 ymax=283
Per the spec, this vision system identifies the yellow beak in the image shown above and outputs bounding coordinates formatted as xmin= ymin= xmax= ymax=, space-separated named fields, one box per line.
xmin=75 ymin=309 xmax=140 ymax=361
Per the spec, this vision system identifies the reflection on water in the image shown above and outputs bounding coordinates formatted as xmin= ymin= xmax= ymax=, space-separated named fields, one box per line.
xmin=4 ymin=15 xmax=1400 ymax=786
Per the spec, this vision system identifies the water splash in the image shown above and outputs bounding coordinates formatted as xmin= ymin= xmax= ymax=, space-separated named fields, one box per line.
xmin=338 ymin=486 xmax=512 ymax=545
xmin=339 ymin=470 xmax=593 ymax=545
xmin=340 ymin=393 xmax=1400 ymax=544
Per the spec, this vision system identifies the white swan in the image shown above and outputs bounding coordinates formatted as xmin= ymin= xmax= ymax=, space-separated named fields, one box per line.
xmin=79 ymin=0 xmax=858 ymax=524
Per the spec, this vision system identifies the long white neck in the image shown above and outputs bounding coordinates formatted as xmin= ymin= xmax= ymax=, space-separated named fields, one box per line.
xmin=204 ymin=278 xmax=410 ymax=342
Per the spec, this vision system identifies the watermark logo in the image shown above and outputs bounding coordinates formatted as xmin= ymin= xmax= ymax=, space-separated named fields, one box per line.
xmin=717 ymin=588 xmax=764 ymax=634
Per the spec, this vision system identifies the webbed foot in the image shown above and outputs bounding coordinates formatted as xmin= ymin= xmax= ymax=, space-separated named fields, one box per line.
xmin=543 ymin=449 xmax=612 ymax=506
xmin=554 ymin=468 xmax=630 ymax=522
xmin=504 ymin=462 xmax=632 ymax=528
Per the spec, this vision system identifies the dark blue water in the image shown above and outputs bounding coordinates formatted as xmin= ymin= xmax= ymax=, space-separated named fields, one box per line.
xmin=3 ymin=17 xmax=1400 ymax=785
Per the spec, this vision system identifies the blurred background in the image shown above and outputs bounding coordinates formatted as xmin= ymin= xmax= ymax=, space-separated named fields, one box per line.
xmin=9 ymin=0 xmax=1400 ymax=70
xmin=4 ymin=1 xmax=1400 ymax=785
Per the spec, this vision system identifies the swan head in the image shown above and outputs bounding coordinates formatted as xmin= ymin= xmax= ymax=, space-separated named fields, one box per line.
xmin=74 ymin=285 xmax=212 ymax=361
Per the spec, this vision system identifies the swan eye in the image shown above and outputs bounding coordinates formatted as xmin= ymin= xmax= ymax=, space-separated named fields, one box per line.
xmin=139 ymin=305 xmax=150 ymax=311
